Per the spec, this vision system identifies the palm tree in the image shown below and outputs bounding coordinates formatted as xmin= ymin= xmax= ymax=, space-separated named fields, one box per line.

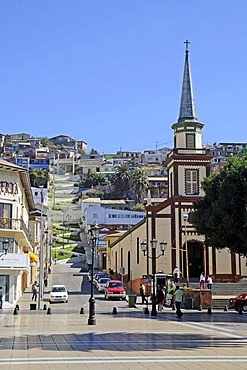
xmin=112 ymin=163 xmax=131 ymax=199
xmin=131 ymin=168 xmax=149 ymax=204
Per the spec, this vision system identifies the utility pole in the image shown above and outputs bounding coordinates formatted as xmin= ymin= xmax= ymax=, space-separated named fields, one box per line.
xmin=38 ymin=186 xmax=44 ymax=310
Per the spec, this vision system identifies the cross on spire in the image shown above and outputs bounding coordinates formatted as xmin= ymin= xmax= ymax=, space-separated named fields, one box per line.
xmin=184 ymin=39 xmax=190 ymax=53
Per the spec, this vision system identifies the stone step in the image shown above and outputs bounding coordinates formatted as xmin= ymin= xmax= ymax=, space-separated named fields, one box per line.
xmin=211 ymin=298 xmax=230 ymax=309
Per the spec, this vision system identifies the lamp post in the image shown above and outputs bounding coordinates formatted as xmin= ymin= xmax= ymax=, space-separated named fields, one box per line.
xmin=38 ymin=186 xmax=44 ymax=310
xmin=1 ymin=238 xmax=9 ymax=257
xmin=88 ymin=223 xmax=100 ymax=325
xmin=62 ymin=210 xmax=65 ymax=248
xmin=141 ymin=239 xmax=167 ymax=316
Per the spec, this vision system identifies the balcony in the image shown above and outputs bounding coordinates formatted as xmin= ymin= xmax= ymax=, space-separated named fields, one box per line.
xmin=0 ymin=218 xmax=33 ymax=250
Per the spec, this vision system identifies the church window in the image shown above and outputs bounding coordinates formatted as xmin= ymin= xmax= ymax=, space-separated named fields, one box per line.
xmin=186 ymin=133 xmax=195 ymax=148
xmin=185 ymin=169 xmax=199 ymax=195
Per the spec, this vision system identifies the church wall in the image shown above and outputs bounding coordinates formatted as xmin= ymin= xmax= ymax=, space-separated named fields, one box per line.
xmin=110 ymin=222 xmax=146 ymax=281
xmin=240 ymin=257 xmax=247 ymax=276
xmin=155 ymin=206 xmax=172 ymax=275
xmin=216 ymin=249 xmax=232 ymax=274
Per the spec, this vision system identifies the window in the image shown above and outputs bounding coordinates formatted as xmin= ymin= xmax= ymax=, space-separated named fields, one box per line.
xmin=186 ymin=133 xmax=195 ymax=149
xmin=0 ymin=203 xmax=12 ymax=219
xmin=137 ymin=237 xmax=140 ymax=264
xmin=185 ymin=169 xmax=199 ymax=195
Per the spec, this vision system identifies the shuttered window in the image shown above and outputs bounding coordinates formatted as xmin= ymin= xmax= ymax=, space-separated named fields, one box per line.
xmin=186 ymin=133 xmax=195 ymax=148
xmin=185 ymin=170 xmax=198 ymax=195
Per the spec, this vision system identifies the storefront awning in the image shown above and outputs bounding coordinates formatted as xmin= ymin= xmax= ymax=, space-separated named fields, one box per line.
xmin=28 ymin=252 xmax=39 ymax=263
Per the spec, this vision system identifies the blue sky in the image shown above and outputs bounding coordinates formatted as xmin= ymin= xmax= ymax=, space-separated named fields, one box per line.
xmin=0 ymin=1 xmax=246 ymax=153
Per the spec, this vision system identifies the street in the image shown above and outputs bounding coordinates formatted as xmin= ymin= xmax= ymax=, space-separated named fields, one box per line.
xmin=0 ymin=261 xmax=247 ymax=369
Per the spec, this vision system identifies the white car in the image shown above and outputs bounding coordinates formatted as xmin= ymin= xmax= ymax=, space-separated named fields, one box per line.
xmin=97 ymin=277 xmax=111 ymax=292
xmin=49 ymin=285 xmax=69 ymax=303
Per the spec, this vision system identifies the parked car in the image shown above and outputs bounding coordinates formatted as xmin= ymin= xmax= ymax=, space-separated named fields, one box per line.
xmin=93 ymin=272 xmax=108 ymax=287
xmin=97 ymin=277 xmax=111 ymax=293
xmin=105 ymin=280 xmax=126 ymax=300
xmin=49 ymin=285 xmax=69 ymax=303
xmin=228 ymin=293 xmax=247 ymax=312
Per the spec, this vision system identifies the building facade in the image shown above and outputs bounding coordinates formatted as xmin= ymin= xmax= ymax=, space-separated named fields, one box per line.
xmin=107 ymin=42 xmax=247 ymax=287
xmin=0 ymin=159 xmax=40 ymax=308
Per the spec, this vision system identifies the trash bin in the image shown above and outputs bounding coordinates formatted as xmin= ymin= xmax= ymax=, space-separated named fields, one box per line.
xmin=184 ymin=298 xmax=194 ymax=309
xmin=30 ymin=303 xmax=37 ymax=310
xmin=128 ymin=294 xmax=137 ymax=308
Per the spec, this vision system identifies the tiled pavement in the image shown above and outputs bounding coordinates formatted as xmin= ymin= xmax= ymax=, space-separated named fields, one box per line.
xmin=0 ymin=287 xmax=247 ymax=369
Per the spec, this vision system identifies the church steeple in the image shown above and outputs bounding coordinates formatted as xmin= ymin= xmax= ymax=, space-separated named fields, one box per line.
xmin=172 ymin=40 xmax=204 ymax=150
xmin=178 ymin=40 xmax=198 ymax=122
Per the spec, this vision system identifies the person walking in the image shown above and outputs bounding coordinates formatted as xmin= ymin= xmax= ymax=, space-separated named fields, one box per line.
xmin=169 ymin=280 xmax=176 ymax=307
xmin=31 ymin=281 xmax=38 ymax=301
xmin=139 ymin=283 xmax=147 ymax=304
xmin=175 ymin=285 xmax=183 ymax=318
xmin=207 ymin=275 xmax=213 ymax=290
xmin=199 ymin=272 xmax=206 ymax=289
xmin=173 ymin=266 xmax=182 ymax=284
xmin=0 ymin=286 xmax=3 ymax=309
xmin=156 ymin=286 xmax=165 ymax=311
xmin=44 ymin=275 xmax=48 ymax=288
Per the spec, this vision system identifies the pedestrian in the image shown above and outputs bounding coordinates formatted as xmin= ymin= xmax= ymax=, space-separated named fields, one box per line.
xmin=156 ymin=286 xmax=165 ymax=311
xmin=139 ymin=283 xmax=147 ymax=304
xmin=31 ymin=281 xmax=38 ymax=301
xmin=173 ymin=266 xmax=182 ymax=283
xmin=169 ymin=280 xmax=176 ymax=307
xmin=199 ymin=272 xmax=206 ymax=289
xmin=0 ymin=286 xmax=3 ymax=309
xmin=44 ymin=275 xmax=48 ymax=288
xmin=175 ymin=285 xmax=183 ymax=318
xmin=207 ymin=275 xmax=213 ymax=290
xmin=48 ymin=266 xmax=52 ymax=274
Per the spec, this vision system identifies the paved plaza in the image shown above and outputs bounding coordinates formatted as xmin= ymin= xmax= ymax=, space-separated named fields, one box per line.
xmin=0 ymin=262 xmax=247 ymax=369
xmin=0 ymin=293 xmax=247 ymax=369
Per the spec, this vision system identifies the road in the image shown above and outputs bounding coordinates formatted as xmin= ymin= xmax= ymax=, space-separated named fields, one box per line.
xmin=0 ymin=261 xmax=247 ymax=369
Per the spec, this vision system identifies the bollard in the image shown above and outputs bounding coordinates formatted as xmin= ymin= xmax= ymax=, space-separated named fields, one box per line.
xmin=47 ymin=307 xmax=52 ymax=315
xmin=43 ymin=304 xmax=47 ymax=311
xmin=198 ymin=305 xmax=202 ymax=311
xmin=80 ymin=307 xmax=84 ymax=314
xmin=224 ymin=305 xmax=228 ymax=312
xmin=207 ymin=307 xmax=212 ymax=315
xmin=16 ymin=304 xmax=20 ymax=311
xmin=143 ymin=306 xmax=149 ymax=315
xmin=13 ymin=307 xmax=18 ymax=315
xmin=172 ymin=304 xmax=176 ymax=311
xmin=112 ymin=307 xmax=117 ymax=315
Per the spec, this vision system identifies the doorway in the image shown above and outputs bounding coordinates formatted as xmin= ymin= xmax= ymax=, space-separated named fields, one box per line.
xmin=183 ymin=241 xmax=204 ymax=279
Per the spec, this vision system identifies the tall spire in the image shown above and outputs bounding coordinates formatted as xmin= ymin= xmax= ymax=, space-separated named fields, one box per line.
xmin=178 ymin=40 xmax=198 ymax=122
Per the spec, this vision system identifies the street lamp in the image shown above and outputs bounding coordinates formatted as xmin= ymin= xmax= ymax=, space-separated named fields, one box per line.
xmin=0 ymin=238 xmax=9 ymax=257
xmin=141 ymin=238 xmax=167 ymax=316
xmin=88 ymin=223 xmax=100 ymax=325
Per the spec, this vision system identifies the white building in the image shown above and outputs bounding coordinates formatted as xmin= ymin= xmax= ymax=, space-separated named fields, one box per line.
xmin=0 ymin=159 xmax=39 ymax=308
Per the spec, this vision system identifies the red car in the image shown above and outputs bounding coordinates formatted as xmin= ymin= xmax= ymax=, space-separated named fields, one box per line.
xmin=228 ymin=293 xmax=247 ymax=312
xmin=104 ymin=280 xmax=126 ymax=300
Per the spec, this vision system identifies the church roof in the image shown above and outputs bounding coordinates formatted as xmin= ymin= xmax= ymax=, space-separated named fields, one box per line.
xmin=178 ymin=40 xmax=198 ymax=122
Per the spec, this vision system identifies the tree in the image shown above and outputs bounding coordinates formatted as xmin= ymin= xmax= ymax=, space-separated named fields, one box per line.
xmin=80 ymin=171 xmax=110 ymax=188
xmin=192 ymin=155 xmax=247 ymax=256
xmin=29 ymin=169 xmax=49 ymax=188
xmin=131 ymin=203 xmax=145 ymax=212
xmin=131 ymin=168 xmax=149 ymax=203
xmin=112 ymin=163 xmax=131 ymax=199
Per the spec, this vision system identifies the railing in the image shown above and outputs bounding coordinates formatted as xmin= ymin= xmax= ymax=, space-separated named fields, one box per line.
xmin=0 ymin=218 xmax=32 ymax=244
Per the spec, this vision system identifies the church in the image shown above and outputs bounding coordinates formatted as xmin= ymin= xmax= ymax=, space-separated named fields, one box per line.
xmin=105 ymin=41 xmax=247 ymax=287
